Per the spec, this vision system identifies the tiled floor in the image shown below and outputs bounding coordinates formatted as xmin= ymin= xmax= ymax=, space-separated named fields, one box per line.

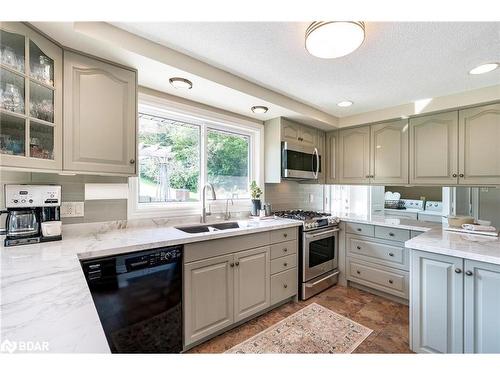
xmin=188 ymin=285 xmax=412 ymax=353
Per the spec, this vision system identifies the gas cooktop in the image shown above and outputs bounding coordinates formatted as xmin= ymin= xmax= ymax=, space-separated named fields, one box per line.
xmin=274 ymin=210 xmax=339 ymax=231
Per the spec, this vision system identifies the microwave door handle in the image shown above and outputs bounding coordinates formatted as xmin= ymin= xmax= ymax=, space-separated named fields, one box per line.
xmin=313 ymin=148 xmax=319 ymax=179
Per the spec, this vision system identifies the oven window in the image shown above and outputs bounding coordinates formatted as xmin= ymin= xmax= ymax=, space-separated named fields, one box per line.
xmin=309 ymin=236 xmax=335 ymax=268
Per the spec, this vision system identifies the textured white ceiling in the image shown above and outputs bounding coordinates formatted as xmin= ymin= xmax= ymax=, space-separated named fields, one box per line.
xmin=112 ymin=22 xmax=500 ymax=116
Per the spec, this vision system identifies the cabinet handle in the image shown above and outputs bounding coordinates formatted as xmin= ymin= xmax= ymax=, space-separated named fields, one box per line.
xmin=283 ymin=248 xmax=288 ymax=252
xmin=357 ymin=228 xmax=362 ymax=232
xmin=283 ymin=233 xmax=288 ymax=238
xmin=452 ymin=173 xmax=457 ymax=177
xmin=230 ymin=262 xmax=235 ymax=267
xmin=129 ymin=159 xmax=135 ymax=164
xmin=459 ymin=174 xmax=464 ymax=178
xmin=366 ymin=175 xmax=371 ymax=178
xmin=356 ymin=270 xmax=361 ymax=275
xmin=356 ymin=246 xmax=361 ymax=250
xmin=455 ymin=268 xmax=462 ymax=274
xmin=389 ymin=232 xmax=395 ymax=237
xmin=284 ymin=262 xmax=288 ymax=267
xmin=283 ymin=284 xmax=288 ymax=289
xmin=235 ymin=261 xmax=240 ymax=267
xmin=388 ymin=279 xmax=394 ymax=284
xmin=389 ymin=252 xmax=394 ymax=257
xmin=466 ymin=271 xmax=473 ymax=276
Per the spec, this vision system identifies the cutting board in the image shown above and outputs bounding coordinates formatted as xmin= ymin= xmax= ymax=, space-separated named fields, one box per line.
xmin=444 ymin=226 xmax=499 ymax=237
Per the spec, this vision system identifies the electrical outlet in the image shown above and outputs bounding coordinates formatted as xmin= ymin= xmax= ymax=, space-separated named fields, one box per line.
xmin=61 ymin=202 xmax=85 ymax=218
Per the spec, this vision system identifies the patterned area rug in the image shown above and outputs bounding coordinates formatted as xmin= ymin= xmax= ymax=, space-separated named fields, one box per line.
xmin=225 ymin=303 xmax=373 ymax=354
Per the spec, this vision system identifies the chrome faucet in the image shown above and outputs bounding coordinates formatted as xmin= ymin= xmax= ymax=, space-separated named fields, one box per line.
xmin=224 ymin=198 xmax=234 ymax=221
xmin=201 ymin=183 xmax=217 ymax=223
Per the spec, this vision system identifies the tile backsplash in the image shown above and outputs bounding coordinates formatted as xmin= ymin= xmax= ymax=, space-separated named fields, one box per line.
xmin=265 ymin=180 xmax=325 ymax=212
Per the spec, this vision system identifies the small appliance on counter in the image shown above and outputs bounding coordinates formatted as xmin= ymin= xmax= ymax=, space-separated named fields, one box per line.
xmin=1 ymin=185 xmax=62 ymax=247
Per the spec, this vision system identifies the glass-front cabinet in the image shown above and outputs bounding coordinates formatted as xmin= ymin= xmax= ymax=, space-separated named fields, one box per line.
xmin=0 ymin=22 xmax=62 ymax=170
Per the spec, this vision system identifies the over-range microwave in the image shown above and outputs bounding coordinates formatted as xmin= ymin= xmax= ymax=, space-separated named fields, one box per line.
xmin=281 ymin=142 xmax=321 ymax=180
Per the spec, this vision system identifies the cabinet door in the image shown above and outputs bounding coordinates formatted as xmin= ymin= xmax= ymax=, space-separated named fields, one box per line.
xmin=281 ymin=118 xmax=301 ymax=144
xmin=63 ymin=51 xmax=137 ymax=175
xmin=370 ymin=119 xmax=408 ymax=184
xmin=409 ymin=111 xmax=458 ymax=185
xmin=464 ymin=260 xmax=500 ymax=353
xmin=459 ymin=103 xmax=500 ymax=185
xmin=325 ymin=131 xmax=338 ymax=184
xmin=234 ymin=246 xmax=270 ymax=322
xmin=410 ymin=250 xmax=463 ymax=353
xmin=0 ymin=22 xmax=62 ymax=171
xmin=184 ymin=254 xmax=234 ymax=346
xmin=338 ymin=126 xmax=370 ymax=184
xmin=299 ymin=125 xmax=317 ymax=147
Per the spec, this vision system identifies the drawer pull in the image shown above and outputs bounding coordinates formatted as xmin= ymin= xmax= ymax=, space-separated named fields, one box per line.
xmin=283 ymin=284 xmax=288 ymax=289
xmin=389 ymin=232 xmax=395 ymax=237
xmin=356 ymin=246 xmax=361 ymax=250
xmin=283 ymin=233 xmax=288 ymax=238
xmin=455 ymin=268 xmax=462 ymax=274
xmin=283 ymin=248 xmax=288 ymax=252
xmin=284 ymin=262 xmax=288 ymax=267
xmin=388 ymin=279 xmax=394 ymax=284
xmin=389 ymin=252 xmax=394 ymax=257
xmin=356 ymin=270 xmax=361 ymax=275
xmin=357 ymin=228 xmax=362 ymax=232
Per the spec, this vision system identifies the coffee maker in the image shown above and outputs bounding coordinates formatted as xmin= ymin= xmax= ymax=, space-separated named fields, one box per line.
xmin=1 ymin=185 xmax=62 ymax=247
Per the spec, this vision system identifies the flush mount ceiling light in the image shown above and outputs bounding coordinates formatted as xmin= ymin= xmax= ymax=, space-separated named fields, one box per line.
xmin=305 ymin=21 xmax=365 ymax=59
xmin=169 ymin=77 xmax=193 ymax=89
xmin=469 ymin=63 xmax=499 ymax=75
xmin=337 ymin=100 xmax=353 ymax=107
xmin=251 ymin=106 xmax=269 ymax=114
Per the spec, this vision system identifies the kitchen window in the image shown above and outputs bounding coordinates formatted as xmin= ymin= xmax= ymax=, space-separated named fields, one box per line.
xmin=128 ymin=92 xmax=263 ymax=219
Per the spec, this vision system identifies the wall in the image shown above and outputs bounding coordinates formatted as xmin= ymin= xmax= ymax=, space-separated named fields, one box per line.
xmin=385 ymin=186 xmax=443 ymax=201
xmin=265 ymin=180 xmax=324 ymax=212
xmin=0 ymin=171 xmax=128 ymax=227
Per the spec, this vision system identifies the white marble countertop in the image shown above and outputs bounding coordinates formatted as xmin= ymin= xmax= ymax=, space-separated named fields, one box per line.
xmin=0 ymin=217 xmax=301 ymax=353
xmin=405 ymin=228 xmax=500 ymax=265
xmin=335 ymin=212 xmax=442 ymax=232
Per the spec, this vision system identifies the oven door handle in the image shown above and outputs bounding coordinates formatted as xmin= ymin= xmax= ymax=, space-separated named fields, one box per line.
xmin=312 ymin=147 xmax=319 ymax=179
xmin=304 ymin=228 xmax=339 ymax=239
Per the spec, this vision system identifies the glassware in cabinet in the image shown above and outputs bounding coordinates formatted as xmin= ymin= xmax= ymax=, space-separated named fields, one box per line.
xmin=29 ymin=81 xmax=54 ymax=123
xmin=0 ymin=29 xmax=25 ymax=73
xmin=29 ymin=120 xmax=54 ymax=159
xmin=0 ymin=67 xmax=25 ymax=114
xmin=29 ymin=40 xmax=54 ymax=86
xmin=0 ymin=112 xmax=25 ymax=156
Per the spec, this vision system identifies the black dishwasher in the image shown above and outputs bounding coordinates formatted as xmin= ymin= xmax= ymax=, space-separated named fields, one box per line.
xmin=81 ymin=245 xmax=183 ymax=353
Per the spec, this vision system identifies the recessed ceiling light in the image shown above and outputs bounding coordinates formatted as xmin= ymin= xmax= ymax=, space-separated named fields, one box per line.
xmin=251 ymin=106 xmax=268 ymax=114
xmin=169 ymin=77 xmax=193 ymax=89
xmin=469 ymin=63 xmax=499 ymax=75
xmin=337 ymin=101 xmax=353 ymax=107
xmin=305 ymin=21 xmax=365 ymax=59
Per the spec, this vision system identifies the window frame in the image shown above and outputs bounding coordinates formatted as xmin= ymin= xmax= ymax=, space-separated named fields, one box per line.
xmin=128 ymin=90 xmax=264 ymax=219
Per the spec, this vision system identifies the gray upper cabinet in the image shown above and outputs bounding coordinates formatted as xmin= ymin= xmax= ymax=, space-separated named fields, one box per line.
xmin=63 ymin=51 xmax=137 ymax=175
xmin=338 ymin=126 xmax=370 ymax=184
xmin=370 ymin=119 xmax=408 ymax=185
xmin=410 ymin=250 xmax=464 ymax=353
xmin=464 ymin=259 xmax=500 ymax=353
xmin=458 ymin=103 xmax=500 ymax=185
xmin=409 ymin=111 xmax=459 ymax=185
xmin=184 ymin=254 xmax=235 ymax=346
xmin=325 ymin=131 xmax=337 ymax=184
xmin=281 ymin=118 xmax=317 ymax=147
xmin=0 ymin=22 xmax=63 ymax=171
xmin=234 ymin=246 xmax=270 ymax=322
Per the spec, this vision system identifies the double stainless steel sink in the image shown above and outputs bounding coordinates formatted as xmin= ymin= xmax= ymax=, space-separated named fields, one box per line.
xmin=175 ymin=221 xmax=240 ymax=234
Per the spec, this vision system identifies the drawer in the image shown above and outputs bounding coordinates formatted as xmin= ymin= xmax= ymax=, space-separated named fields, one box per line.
xmin=270 ymin=240 xmax=297 ymax=260
xmin=271 ymin=268 xmax=297 ymax=305
xmin=270 ymin=227 xmax=297 ymax=243
xmin=375 ymin=226 xmax=410 ymax=242
xmin=410 ymin=230 xmax=425 ymax=239
xmin=347 ymin=258 xmax=409 ymax=298
xmin=345 ymin=222 xmax=374 ymax=237
xmin=270 ymin=253 xmax=297 ymax=274
xmin=347 ymin=235 xmax=408 ymax=270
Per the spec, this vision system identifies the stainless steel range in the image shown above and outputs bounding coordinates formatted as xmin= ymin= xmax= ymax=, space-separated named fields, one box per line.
xmin=274 ymin=210 xmax=340 ymax=300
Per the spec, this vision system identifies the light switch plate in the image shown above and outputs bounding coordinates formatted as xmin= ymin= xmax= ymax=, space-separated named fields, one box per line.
xmin=61 ymin=202 xmax=85 ymax=218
